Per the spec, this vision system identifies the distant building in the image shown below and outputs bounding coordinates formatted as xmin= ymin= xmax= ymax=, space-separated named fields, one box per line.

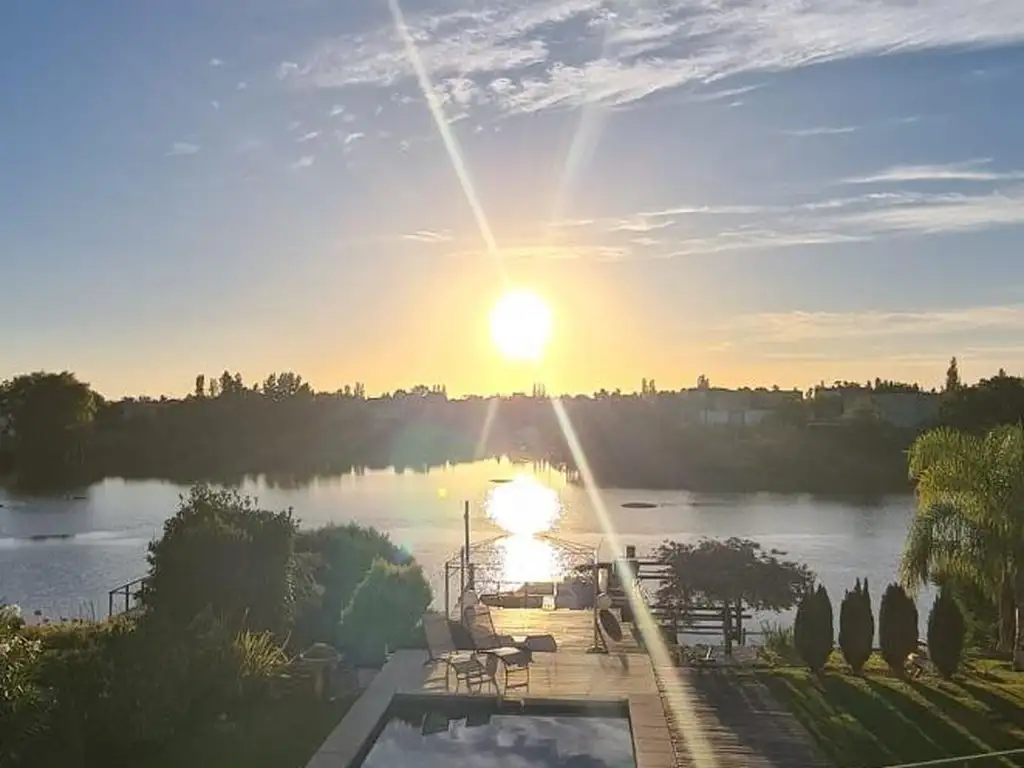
xmin=677 ymin=387 xmax=800 ymax=427
xmin=814 ymin=386 xmax=941 ymax=428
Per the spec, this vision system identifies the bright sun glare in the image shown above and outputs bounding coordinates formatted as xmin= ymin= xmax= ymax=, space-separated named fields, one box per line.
xmin=489 ymin=290 xmax=553 ymax=363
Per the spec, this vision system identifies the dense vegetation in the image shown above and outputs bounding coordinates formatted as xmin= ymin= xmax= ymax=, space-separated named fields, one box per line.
xmin=900 ymin=423 xmax=1024 ymax=670
xmin=7 ymin=360 xmax=1021 ymax=493
xmin=0 ymin=487 xmax=430 ymax=767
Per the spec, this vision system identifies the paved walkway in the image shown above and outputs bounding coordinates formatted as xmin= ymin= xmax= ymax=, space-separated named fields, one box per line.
xmin=654 ymin=664 xmax=830 ymax=768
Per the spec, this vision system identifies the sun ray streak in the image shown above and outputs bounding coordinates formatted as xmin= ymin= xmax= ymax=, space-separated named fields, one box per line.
xmin=475 ymin=396 xmax=500 ymax=460
xmin=550 ymin=397 xmax=718 ymax=768
xmin=387 ymin=0 xmax=503 ymax=275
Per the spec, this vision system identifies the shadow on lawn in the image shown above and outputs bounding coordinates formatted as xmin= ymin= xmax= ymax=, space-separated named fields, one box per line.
xmin=765 ymin=670 xmax=1024 ymax=768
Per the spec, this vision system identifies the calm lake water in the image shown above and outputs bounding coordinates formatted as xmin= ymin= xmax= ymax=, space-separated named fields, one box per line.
xmin=0 ymin=459 xmax=924 ymax=624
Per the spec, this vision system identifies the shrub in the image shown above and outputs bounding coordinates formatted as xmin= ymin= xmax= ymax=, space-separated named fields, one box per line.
xmin=879 ymin=583 xmax=918 ymax=676
xmin=839 ymin=578 xmax=874 ymax=674
xmin=143 ymin=485 xmax=298 ymax=635
xmin=0 ymin=621 xmax=50 ymax=767
xmin=294 ymin=523 xmax=409 ymax=646
xmin=927 ymin=589 xmax=965 ymax=679
xmin=336 ymin=559 xmax=432 ymax=668
xmin=794 ymin=584 xmax=833 ymax=673
xmin=759 ymin=620 xmax=798 ymax=664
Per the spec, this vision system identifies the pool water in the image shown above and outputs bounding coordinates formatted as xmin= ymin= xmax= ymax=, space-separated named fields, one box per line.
xmin=357 ymin=697 xmax=636 ymax=767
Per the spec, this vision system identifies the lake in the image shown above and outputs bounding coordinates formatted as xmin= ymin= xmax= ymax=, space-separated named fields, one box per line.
xmin=0 ymin=459 xmax=924 ymax=624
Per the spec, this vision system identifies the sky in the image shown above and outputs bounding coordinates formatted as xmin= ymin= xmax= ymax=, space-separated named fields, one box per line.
xmin=3 ymin=1 xmax=1024 ymax=398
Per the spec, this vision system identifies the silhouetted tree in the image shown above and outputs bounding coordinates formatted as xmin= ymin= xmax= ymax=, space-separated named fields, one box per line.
xmin=879 ymin=583 xmax=918 ymax=676
xmin=839 ymin=578 xmax=874 ymax=673
xmin=0 ymin=371 xmax=97 ymax=474
xmin=794 ymin=584 xmax=833 ymax=674
xmin=656 ymin=538 xmax=813 ymax=614
xmin=945 ymin=357 xmax=961 ymax=393
xmin=927 ymin=589 xmax=965 ymax=679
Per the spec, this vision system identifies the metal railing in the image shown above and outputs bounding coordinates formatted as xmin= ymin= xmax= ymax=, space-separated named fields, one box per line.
xmin=107 ymin=577 xmax=146 ymax=618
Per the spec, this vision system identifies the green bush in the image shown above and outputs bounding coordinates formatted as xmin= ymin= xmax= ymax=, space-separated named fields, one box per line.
xmin=143 ymin=485 xmax=298 ymax=636
xmin=879 ymin=583 xmax=919 ymax=676
xmin=759 ymin=621 xmax=798 ymax=664
xmin=21 ymin=611 xmax=290 ymax=765
xmin=794 ymin=584 xmax=833 ymax=673
xmin=0 ymin=615 xmax=50 ymax=767
xmin=927 ymin=589 xmax=965 ymax=679
xmin=838 ymin=578 xmax=874 ymax=674
xmin=336 ymin=559 xmax=432 ymax=668
xmin=294 ymin=523 xmax=409 ymax=646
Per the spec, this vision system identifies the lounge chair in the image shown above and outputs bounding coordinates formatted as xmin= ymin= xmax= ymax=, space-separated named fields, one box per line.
xmin=421 ymin=611 xmax=491 ymax=692
xmin=462 ymin=603 xmax=548 ymax=691
xmin=464 ymin=602 xmax=558 ymax=653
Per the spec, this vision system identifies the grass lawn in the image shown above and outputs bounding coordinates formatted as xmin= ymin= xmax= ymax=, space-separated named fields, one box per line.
xmin=142 ymin=694 xmax=356 ymax=768
xmin=760 ymin=654 xmax=1024 ymax=768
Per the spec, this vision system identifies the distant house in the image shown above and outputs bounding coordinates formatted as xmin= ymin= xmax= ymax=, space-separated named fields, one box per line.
xmin=868 ymin=392 xmax=942 ymax=428
xmin=679 ymin=387 xmax=799 ymax=427
xmin=814 ymin=386 xmax=941 ymax=428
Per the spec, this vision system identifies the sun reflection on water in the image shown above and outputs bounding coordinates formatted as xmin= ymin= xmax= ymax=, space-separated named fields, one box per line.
xmin=484 ymin=473 xmax=561 ymax=536
xmin=482 ymin=473 xmax=567 ymax=590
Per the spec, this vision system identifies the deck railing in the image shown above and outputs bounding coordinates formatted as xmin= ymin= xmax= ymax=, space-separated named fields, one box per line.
xmin=107 ymin=577 xmax=146 ymax=618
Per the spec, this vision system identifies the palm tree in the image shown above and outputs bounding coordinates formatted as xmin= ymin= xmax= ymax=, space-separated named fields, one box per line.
xmin=900 ymin=425 xmax=1024 ymax=670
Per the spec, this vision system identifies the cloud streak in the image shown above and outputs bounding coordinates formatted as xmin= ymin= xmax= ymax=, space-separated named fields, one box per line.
xmin=403 ymin=229 xmax=453 ymax=243
xmin=720 ymin=304 xmax=1024 ymax=344
xmin=287 ymin=0 xmax=1024 ymax=116
xmin=784 ymin=125 xmax=859 ymax=137
xmin=846 ymin=159 xmax=1024 ymax=184
xmin=167 ymin=142 xmax=199 ymax=156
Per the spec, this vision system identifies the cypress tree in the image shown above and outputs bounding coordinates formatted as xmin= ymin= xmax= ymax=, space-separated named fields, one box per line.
xmin=795 ymin=584 xmax=833 ymax=673
xmin=927 ymin=589 xmax=966 ymax=679
xmin=839 ymin=578 xmax=874 ymax=673
xmin=879 ymin=583 xmax=918 ymax=676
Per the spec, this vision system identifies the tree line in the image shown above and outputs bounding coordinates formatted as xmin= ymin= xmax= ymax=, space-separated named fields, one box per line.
xmin=3 ymin=360 xmax=1024 ymax=492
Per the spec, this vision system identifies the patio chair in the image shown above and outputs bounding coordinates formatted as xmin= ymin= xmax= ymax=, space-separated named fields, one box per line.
xmin=463 ymin=602 xmax=558 ymax=653
xmin=422 ymin=611 xmax=491 ymax=692
xmin=462 ymin=603 xmax=545 ymax=691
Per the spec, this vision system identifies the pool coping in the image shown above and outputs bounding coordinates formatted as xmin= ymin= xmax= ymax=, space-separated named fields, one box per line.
xmin=305 ymin=650 xmax=676 ymax=768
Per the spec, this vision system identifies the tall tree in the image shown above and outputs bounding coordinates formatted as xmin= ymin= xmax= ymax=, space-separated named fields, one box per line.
xmin=945 ymin=357 xmax=961 ymax=393
xmin=900 ymin=425 xmax=1024 ymax=670
xmin=194 ymin=374 xmax=206 ymax=399
xmin=656 ymin=538 xmax=814 ymax=612
xmin=0 ymin=372 xmax=96 ymax=472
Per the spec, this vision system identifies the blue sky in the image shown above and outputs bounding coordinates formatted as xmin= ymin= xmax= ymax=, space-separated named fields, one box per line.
xmin=3 ymin=0 xmax=1024 ymax=397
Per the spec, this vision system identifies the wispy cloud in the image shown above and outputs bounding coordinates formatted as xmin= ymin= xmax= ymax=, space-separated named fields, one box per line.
xmin=403 ymin=229 xmax=453 ymax=243
xmin=343 ymin=132 xmax=365 ymax=144
xmin=846 ymin=159 xmax=1024 ymax=184
xmin=784 ymin=125 xmax=859 ymax=137
xmin=167 ymin=142 xmax=199 ymax=156
xmin=721 ymin=305 xmax=1024 ymax=344
xmin=209 ymin=58 xmax=224 ymax=67
xmin=548 ymin=183 xmax=1024 ymax=259
xmin=297 ymin=131 xmax=320 ymax=143
xmin=837 ymin=188 xmax=1024 ymax=236
xmin=329 ymin=104 xmax=345 ymax=117
xmin=291 ymin=155 xmax=315 ymax=170
xmin=607 ymin=217 xmax=676 ymax=233
xmin=286 ymin=0 xmax=1024 ymax=116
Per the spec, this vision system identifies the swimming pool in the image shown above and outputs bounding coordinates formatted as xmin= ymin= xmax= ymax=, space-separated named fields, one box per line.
xmin=354 ymin=695 xmax=637 ymax=767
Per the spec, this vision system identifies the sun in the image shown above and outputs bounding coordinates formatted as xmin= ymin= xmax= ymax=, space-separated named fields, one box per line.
xmin=489 ymin=289 xmax=553 ymax=363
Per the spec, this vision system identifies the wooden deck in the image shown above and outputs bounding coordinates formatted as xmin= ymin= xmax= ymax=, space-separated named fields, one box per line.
xmin=421 ymin=609 xmax=656 ymax=699
xmin=655 ymin=666 xmax=830 ymax=768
